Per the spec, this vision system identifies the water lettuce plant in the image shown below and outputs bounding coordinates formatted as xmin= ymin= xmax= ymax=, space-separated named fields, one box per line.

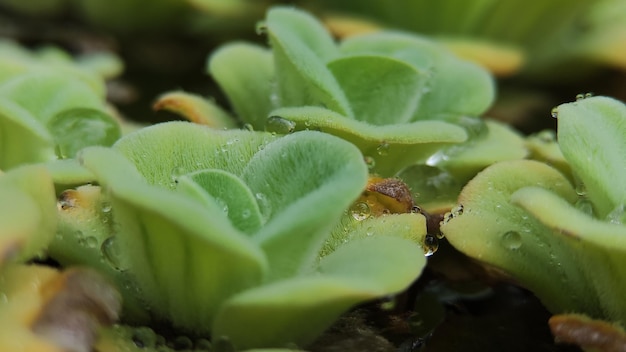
xmin=0 ymin=40 xmax=121 ymax=170
xmin=49 ymin=121 xmax=428 ymax=349
xmin=204 ymin=7 xmax=498 ymax=177
xmin=441 ymin=96 xmax=626 ymax=326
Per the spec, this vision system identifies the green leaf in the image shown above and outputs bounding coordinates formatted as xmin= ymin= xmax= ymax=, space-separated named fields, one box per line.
xmin=213 ymin=236 xmax=425 ymax=349
xmin=0 ymin=99 xmax=54 ymax=170
xmin=180 ymin=169 xmax=263 ymax=235
xmin=0 ymin=165 xmax=57 ymax=267
xmin=241 ymin=131 xmax=368 ymax=281
xmin=339 ymin=32 xmax=495 ymax=120
xmin=556 ymin=96 xmax=626 ymax=217
xmin=79 ymin=146 xmax=268 ymax=331
xmin=327 ymin=55 xmax=424 ymax=125
xmin=268 ymin=106 xmax=466 ymax=176
xmin=428 ymin=119 xmax=528 ymax=182
xmin=511 ymin=186 xmax=626 ymax=322
xmin=0 ymin=72 xmax=106 ymax=122
xmin=112 ymin=121 xmax=277 ymax=188
xmin=208 ymin=43 xmax=275 ymax=129
xmin=266 ymin=7 xmax=352 ymax=116
xmin=440 ymin=160 xmax=602 ymax=315
xmin=47 ymin=108 xmax=121 ymax=159
xmin=321 ymin=213 xmax=427 ymax=257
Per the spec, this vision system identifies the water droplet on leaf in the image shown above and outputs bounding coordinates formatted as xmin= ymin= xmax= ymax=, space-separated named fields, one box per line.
xmin=364 ymin=156 xmax=376 ymax=169
xmin=101 ymin=237 xmax=123 ymax=270
xmin=170 ymin=166 xmax=186 ymax=183
xmin=255 ymin=21 xmax=268 ymax=35
xmin=82 ymin=236 xmax=98 ymax=248
xmin=575 ymin=198 xmax=594 ymax=216
xmin=501 ymin=231 xmax=522 ymax=250
xmin=350 ymin=202 xmax=371 ymax=221
xmin=266 ymin=116 xmax=296 ymax=134
xmin=132 ymin=327 xmax=157 ymax=348
xmin=101 ymin=202 xmax=112 ymax=213
xmin=606 ymin=204 xmax=626 ymax=225
xmin=243 ymin=123 xmax=254 ymax=131
xmin=551 ymin=107 xmax=559 ymax=118
xmin=376 ymin=142 xmax=390 ymax=156
xmin=423 ymin=234 xmax=438 ymax=257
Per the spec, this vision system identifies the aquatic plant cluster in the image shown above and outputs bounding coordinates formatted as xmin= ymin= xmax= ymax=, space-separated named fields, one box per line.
xmin=1 ymin=2 xmax=626 ymax=351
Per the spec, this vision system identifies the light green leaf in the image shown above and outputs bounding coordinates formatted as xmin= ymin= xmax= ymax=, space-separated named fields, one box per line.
xmin=208 ymin=43 xmax=275 ymax=129
xmin=79 ymin=146 xmax=268 ymax=331
xmin=0 ymin=165 xmax=57 ymax=267
xmin=339 ymin=32 xmax=495 ymax=120
xmin=0 ymin=72 xmax=106 ymax=122
xmin=429 ymin=119 xmax=528 ymax=182
xmin=327 ymin=55 xmax=424 ymax=125
xmin=266 ymin=7 xmax=352 ymax=116
xmin=213 ymin=236 xmax=425 ymax=350
xmin=511 ymin=186 xmax=626 ymax=321
xmin=267 ymin=106 xmax=466 ymax=176
xmin=440 ymin=160 xmax=598 ymax=314
xmin=181 ymin=169 xmax=263 ymax=235
xmin=321 ymin=213 xmax=427 ymax=257
xmin=112 ymin=121 xmax=277 ymax=188
xmin=47 ymin=108 xmax=121 ymax=159
xmin=0 ymin=99 xmax=54 ymax=170
xmin=241 ymin=131 xmax=368 ymax=281
xmin=556 ymin=96 xmax=626 ymax=217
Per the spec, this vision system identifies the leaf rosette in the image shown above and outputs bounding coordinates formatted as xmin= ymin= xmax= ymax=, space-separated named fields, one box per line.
xmin=202 ymin=7 xmax=498 ymax=176
xmin=441 ymin=96 xmax=626 ymax=325
xmin=53 ymin=121 xmax=428 ymax=349
xmin=0 ymin=41 xmax=121 ymax=170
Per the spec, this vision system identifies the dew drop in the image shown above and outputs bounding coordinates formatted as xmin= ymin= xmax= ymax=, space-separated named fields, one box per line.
xmin=574 ymin=198 xmax=594 ymax=216
xmin=241 ymin=209 xmax=251 ymax=219
xmin=551 ymin=107 xmax=559 ymax=119
xmin=575 ymin=93 xmax=585 ymax=101
xmin=411 ymin=205 xmax=422 ymax=214
xmin=423 ymin=234 xmax=439 ymax=257
xmin=364 ymin=156 xmax=376 ymax=169
xmin=255 ymin=21 xmax=268 ymax=35
xmin=101 ymin=236 xmax=123 ymax=270
xmin=132 ymin=327 xmax=157 ymax=348
xmin=84 ymin=236 xmax=98 ymax=248
xmin=170 ymin=166 xmax=186 ymax=183
xmin=266 ymin=116 xmax=296 ymax=134
xmin=243 ymin=123 xmax=254 ymax=131
xmin=376 ymin=142 xmax=390 ymax=156
xmin=350 ymin=202 xmax=371 ymax=221
xmin=585 ymin=92 xmax=594 ymax=98
xmin=216 ymin=198 xmax=229 ymax=215
xmin=101 ymin=202 xmax=112 ymax=213
xmin=255 ymin=192 xmax=271 ymax=215
xmin=574 ymin=182 xmax=587 ymax=196
xmin=606 ymin=204 xmax=626 ymax=225
xmin=501 ymin=231 xmax=522 ymax=250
